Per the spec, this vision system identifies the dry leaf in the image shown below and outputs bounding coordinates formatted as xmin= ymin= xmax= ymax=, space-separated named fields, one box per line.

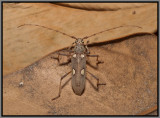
xmin=56 ymin=3 xmax=152 ymax=11
xmin=3 ymin=34 xmax=157 ymax=115
xmin=3 ymin=3 xmax=157 ymax=76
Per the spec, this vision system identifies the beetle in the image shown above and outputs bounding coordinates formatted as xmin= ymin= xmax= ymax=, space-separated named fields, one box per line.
xmin=18 ymin=24 xmax=142 ymax=100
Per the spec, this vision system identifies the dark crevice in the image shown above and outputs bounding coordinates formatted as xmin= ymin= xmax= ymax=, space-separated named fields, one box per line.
xmin=53 ymin=3 xmax=149 ymax=12
xmin=88 ymin=33 xmax=156 ymax=47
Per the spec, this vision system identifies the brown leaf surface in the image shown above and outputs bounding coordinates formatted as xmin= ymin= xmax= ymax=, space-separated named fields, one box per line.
xmin=56 ymin=3 xmax=153 ymax=11
xmin=3 ymin=34 xmax=157 ymax=115
xmin=3 ymin=3 xmax=157 ymax=76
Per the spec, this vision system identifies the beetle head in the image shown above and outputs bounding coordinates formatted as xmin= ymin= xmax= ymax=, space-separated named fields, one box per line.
xmin=75 ymin=38 xmax=84 ymax=45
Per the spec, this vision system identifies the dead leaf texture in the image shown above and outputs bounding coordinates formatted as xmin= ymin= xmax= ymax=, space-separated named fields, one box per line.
xmin=3 ymin=3 xmax=157 ymax=76
xmin=3 ymin=34 xmax=157 ymax=115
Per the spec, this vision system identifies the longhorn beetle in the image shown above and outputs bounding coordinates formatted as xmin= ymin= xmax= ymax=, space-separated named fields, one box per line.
xmin=18 ymin=24 xmax=142 ymax=100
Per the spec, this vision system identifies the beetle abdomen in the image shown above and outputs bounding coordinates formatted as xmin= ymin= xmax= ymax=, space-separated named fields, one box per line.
xmin=72 ymin=81 xmax=85 ymax=95
xmin=71 ymin=53 xmax=86 ymax=96
xmin=71 ymin=72 xmax=86 ymax=95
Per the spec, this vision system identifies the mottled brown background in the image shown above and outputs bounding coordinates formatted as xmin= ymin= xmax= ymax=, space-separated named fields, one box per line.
xmin=3 ymin=3 xmax=157 ymax=115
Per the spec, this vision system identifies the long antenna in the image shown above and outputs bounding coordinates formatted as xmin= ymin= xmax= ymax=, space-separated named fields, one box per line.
xmin=18 ymin=24 xmax=142 ymax=41
xmin=17 ymin=24 xmax=78 ymax=40
xmin=82 ymin=25 xmax=142 ymax=40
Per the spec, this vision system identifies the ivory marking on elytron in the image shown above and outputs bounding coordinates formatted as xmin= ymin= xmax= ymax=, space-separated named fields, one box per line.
xmin=81 ymin=69 xmax=85 ymax=75
xmin=73 ymin=69 xmax=76 ymax=75
xmin=81 ymin=54 xmax=85 ymax=58
xmin=73 ymin=54 xmax=76 ymax=58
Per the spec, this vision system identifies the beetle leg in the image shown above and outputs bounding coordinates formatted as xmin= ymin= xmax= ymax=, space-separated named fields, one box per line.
xmin=61 ymin=77 xmax=72 ymax=89
xmin=87 ymin=54 xmax=104 ymax=65
xmin=85 ymin=45 xmax=90 ymax=54
xmin=86 ymin=60 xmax=98 ymax=70
xmin=87 ymin=71 xmax=106 ymax=91
xmin=64 ymin=49 xmax=74 ymax=53
xmin=85 ymin=40 xmax=90 ymax=54
xmin=52 ymin=71 xmax=71 ymax=100
xmin=59 ymin=58 xmax=71 ymax=66
xmin=86 ymin=77 xmax=98 ymax=91
xmin=68 ymin=42 xmax=75 ymax=50
xmin=51 ymin=53 xmax=71 ymax=65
